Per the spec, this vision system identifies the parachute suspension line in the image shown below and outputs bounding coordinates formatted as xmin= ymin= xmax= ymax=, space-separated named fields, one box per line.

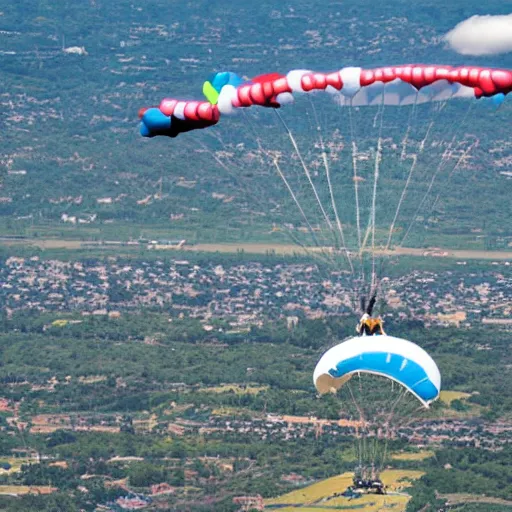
xmin=384 ymin=387 xmax=408 ymax=443
xmin=399 ymin=102 xmax=474 ymax=247
xmin=348 ymin=103 xmax=371 ymax=302
xmin=429 ymin=135 xmax=479 ymax=213
xmin=348 ymin=104 xmax=362 ymax=253
xmin=201 ymin=132 xmax=325 ymax=268
xmin=369 ymin=98 xmax=386 ymax=293
xmin=374 ymin=386 xmax=408 ymax=473
xmin=205 ymin=120 xmax=278 ymax=203
xmin=385 ymin=98 xmax=422 ymax=250
xmin=356 ymin=426 xmax=363 ymax=475
xmin=347 ymin=381 xmax=367 ymax=438
xmin=356 ymin=429 xmax=364 ymax=474
xmin=379 ymin=430 xmax=390 ymax=475
xmin=199 ymin=134 xmax=258 ymax=200
xmin=359 ymin=431 xmax=364 ymax=476
xmin=385 ymin=148 xmax=422 ymax=248
xmin=273 ymin=109 xmax=337 ymax=240
xmin=376 ymin=377 xmax=396 ymax=473
xmin=372 ymin=100 xmax=384 ymax=128
xmin=198 ymin=133 xmax=281 ymax=234
xmin=271 ymin=157 xmax=323 ymax=249
xmin=309 ymin=99 xmax=354 ymax=275
xmin=357 ymin=95 xmax=385 ymax=297
xmin=347 ymin=380 xmax=366 ymax=475
xmin=373 ymin=435 xmax=381 ymax=477
xmin=270 ymin=153 xmax=339 ymax=270
xmin=419 ymin=116 xmax=435 ymax=153
xmin=387 ymin=97 xmax=450 ymax=250
xmin=236 ymin=113 xmax=338 ymax=284
xmin=399 ymin=102 xmax=416 ymax=162
xmin=237 ymin=110 xmax=332 ymax=254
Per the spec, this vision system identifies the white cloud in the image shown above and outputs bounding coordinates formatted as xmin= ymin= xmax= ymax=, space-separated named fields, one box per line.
xmin=444 ymin=14 xmax=512 ymax=56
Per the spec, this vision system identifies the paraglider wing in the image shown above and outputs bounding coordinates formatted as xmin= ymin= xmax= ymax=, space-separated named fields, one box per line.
xmin=313 ymin=335 xmax=441 ymax=407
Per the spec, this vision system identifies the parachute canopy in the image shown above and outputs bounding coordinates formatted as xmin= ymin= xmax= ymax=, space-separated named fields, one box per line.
xmin=139 ymin=64 xmax=511 ymax=138
xmin=212 ymin=65 xmax=512 ymax=114
xmin=313 ymin=336 xmax=441 ymax=406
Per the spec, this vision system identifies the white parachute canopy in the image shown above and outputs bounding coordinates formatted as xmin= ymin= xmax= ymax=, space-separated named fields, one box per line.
xmin=313 ymin=335 xmax=441 ymax=407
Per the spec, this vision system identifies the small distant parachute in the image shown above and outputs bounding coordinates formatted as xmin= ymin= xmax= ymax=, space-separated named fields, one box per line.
xmin=313 ymin=335 xmax=441 ymax=407
xmin=139 ymin=99 xmax=219 ymax=138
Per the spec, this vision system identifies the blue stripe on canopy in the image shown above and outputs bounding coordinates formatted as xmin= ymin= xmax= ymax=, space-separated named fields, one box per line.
xmin=328 ymin=351 xmax=439 ymax=403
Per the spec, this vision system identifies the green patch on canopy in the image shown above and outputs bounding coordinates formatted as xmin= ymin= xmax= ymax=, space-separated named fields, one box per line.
xmin=203 ymin=81 xmax=219 ymax=105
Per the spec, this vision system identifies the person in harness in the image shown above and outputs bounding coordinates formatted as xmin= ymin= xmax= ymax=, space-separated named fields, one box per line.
xmin=356 ymin=293 xmax=386 ymax=336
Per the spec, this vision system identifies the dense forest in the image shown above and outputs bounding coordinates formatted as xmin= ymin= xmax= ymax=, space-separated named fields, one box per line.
xmin=0 ymin=302 xmax=511 ymax=510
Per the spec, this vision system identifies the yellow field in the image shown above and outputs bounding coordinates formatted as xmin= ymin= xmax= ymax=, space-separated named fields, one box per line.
xmin=391 ymin=451 xmax=435 ymax=462
xmin=267 ymin=473 xmax=354 ymax=505
xmin=380 ymin=470 xmax=424 ymax=490
xmin=440 ymin=390 xmax=471 ymax=406
xmin=0 ymin=458 xmax=33 ymax=475
xmin=211 ymin=406 xmax=259 ymax=417
xmin=266 ymin=470 xmax=424 ymax=511
xmin=51 ymin=319 xmax=69 ymax=327
xmin=202 ymin=384 xmax=268 ymax=395
xmin=0 ymin=485 xmax=56 ymax=496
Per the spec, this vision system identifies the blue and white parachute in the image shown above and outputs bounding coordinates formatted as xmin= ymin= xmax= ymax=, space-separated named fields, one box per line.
xmin=313 ymin=335 xmax=441 ymax=407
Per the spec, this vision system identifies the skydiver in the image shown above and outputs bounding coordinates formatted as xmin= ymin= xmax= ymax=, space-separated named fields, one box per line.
xmin=357 ymin=313 xmax=386 ymax=336
xmin=356 ymin=292 xmax=386 ymax=336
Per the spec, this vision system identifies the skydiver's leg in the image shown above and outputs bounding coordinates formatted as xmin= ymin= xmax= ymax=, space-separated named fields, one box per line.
xmin=366 ymin=294 xmax=377 ymax=316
